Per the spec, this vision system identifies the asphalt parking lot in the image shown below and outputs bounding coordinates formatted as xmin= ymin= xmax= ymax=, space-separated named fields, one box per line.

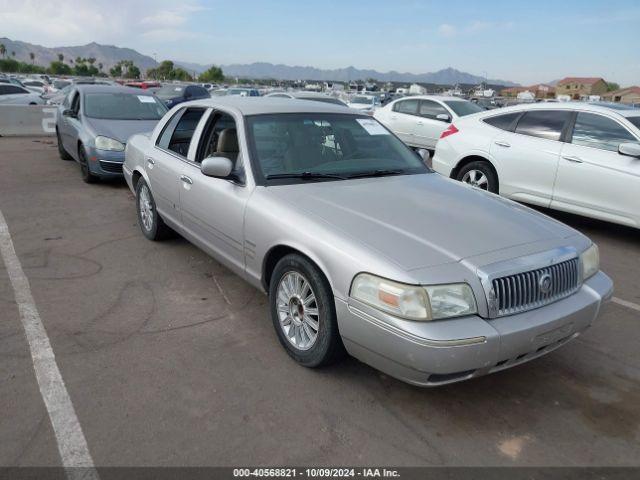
xmin=1 ymin=137 xmax=639 ymax=467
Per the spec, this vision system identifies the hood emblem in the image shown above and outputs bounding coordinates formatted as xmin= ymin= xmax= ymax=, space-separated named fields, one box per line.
xmin=539 ymin=273 xmax=552 ymax=294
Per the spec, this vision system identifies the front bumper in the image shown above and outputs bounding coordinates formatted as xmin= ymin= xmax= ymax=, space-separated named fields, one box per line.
xmin=337 ymin=271 xmax=613 ymax=386
xmin=86 ymin=147 xmax=125 ymax=178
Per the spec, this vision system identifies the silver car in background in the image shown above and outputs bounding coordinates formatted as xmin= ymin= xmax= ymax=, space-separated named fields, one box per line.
xmin=123 ymin=97 xmax=612 ymax=386
xmin=55 ymin=85 xmax=168 ymax=183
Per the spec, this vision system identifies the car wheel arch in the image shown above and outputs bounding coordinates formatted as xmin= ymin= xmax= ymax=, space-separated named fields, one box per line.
xmin=262 ymin=244 xmax=334 ymax=296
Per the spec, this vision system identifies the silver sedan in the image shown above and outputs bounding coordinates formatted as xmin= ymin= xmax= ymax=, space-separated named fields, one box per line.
xmin=123 ymin=97 xmax=613 ymax=386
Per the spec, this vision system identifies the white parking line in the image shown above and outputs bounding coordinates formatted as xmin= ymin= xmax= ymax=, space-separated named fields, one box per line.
xmin=0 ymin=209 xmax=99 ymax=477
xmin=612 ymin=296 xmax=640 ymax=313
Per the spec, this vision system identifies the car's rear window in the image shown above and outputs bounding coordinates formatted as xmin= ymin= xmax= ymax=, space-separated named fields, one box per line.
xmin=444 ymin=101 xmax=484 ymax=117
xmin=84 ymin=93 xmax=168 ymax=120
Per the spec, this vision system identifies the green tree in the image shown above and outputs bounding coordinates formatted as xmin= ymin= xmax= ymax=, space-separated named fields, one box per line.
xmin=0 ymin=44 xmax=6 ymax=59
xmin=198 ymin=65 xmax=224 ymax=83
xmin=29 ymin=52 xmax=35 ymax=64
xmin=48 ymin=61 xmax=72 ymax=75
xmin=57 ymin=53 xmax=64 ymax=62
xmin=607 ymin=82 xmax=620 ymax=92
xmin=11 ymin=51 xmax=15 ymax=58
xmin=98 ymin=62 xmax=103 ymax=71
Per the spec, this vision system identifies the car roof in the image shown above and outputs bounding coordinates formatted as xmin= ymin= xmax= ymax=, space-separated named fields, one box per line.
xmin=471 ymin=101 xmax=640 ymax=119
xmin=75 ymin=85 xmax=155 ymax=95
xmin=178 ymin=96 xmax=355 ymax=115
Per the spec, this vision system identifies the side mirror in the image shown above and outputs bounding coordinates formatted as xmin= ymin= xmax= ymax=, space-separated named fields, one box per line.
xmin=618 ymin=142 xmax=640 ymax=158
xmin=415 ymin=148 xmax=432 ymax=167
xmin=63 ymin=109 xmax=77 ymax=118
xmin=201 ymin=156 xmax=233 ymax=178
xmin=436 ymin=113 xmax=451 ymax=123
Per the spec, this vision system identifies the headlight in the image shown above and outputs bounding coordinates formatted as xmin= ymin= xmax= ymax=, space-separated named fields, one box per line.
xmin=350 ymin=273 xmax=477 ymax=321
xmin=95 ymin=136 xmax=125 ymax=152
xmin=580 ymin=244 xmax=599 ymax=281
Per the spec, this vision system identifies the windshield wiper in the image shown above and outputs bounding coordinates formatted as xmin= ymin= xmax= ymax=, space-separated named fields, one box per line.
xmin=347 ymin=169 xmax=405 ymax=179
xmin=266 ymin=172 xmax=347 ymax=180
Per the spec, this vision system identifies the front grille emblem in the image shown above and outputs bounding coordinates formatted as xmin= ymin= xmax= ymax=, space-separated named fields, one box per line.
xmin=539 ymin=273 xmax=552 ymax=294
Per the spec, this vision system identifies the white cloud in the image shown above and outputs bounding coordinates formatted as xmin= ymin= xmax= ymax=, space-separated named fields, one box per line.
xmin=0 ymin=0 xmax=207 ymax=46
xmin=437 ymin=24 xmax=457 ymax=37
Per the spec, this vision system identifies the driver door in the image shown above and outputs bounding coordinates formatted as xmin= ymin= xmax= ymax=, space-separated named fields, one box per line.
xmin=414 ymin=99 xmax=451 ymax=149
xmin=178 ymin=109 xmax=252 ymax=275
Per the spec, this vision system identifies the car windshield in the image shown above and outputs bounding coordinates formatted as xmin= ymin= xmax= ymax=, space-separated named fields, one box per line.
xmin=84 ymin=93 xmax=168 ymax=120
xmin=444 ymin=101 xmax=484 ymax=117
xmin=228 ymin=88 xmax=251 ymax=96
xmin=351 ymin=96 xmax=373 ymax=104
xmin=155 ymin=85 xmax=185 ymax=99
xmin=627 ymin=116 xmax=640 ymax=129
xmin=246 ymin=113 xmax=429 ymax=183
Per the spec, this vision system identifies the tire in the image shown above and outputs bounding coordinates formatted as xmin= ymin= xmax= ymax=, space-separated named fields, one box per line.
xmin=135 ymin=178 xmax=172 ymax=241
xmin=269 ymin=254 xmax=345 ymax=368
xmin=56 ymin=129 xmax=72 ymax=160
xmin=456 ymin=161 xmax=498 ymax=194
xmin=78 ymin=145 xmax=99 ymax=184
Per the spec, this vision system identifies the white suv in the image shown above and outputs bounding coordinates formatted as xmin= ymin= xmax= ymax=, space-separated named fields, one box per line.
xmin=433 ymin=103 xmax=640 ymax=229
xmin=374 ymin=95 xmax=484 ymax=150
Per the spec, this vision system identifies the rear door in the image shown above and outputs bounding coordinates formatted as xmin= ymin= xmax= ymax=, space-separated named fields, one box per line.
xmin=490 ymin=109 xmax=571 ymax=207
xmin=414 ymin=99 xmax=451 ymax=149
xmin=552 ymin=112 xmax=640 ymax=227
xmin=148 ymin=107 xmax=207 ymax=227
xmin=387 ymin=98 xmax=419 ymax=145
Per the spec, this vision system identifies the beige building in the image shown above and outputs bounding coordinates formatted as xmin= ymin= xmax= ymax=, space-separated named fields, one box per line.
xmin=602 ymin=86 xmax=640 ymax=105
xmin=556 ymin=77 xmax=608 ymax=99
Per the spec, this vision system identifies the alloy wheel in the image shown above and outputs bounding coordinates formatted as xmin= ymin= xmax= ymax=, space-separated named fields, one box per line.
xmin=276 ymin=271 xmax=320 ymax=351
xmin=461 ymin=169 xmax=489 ymax=190
xmin=138 ymin=184 xmax=154 ymax=232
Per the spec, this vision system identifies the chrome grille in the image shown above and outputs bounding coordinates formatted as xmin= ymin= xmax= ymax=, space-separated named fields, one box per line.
xmin=492 ymin=258 xmax=579 ymax=317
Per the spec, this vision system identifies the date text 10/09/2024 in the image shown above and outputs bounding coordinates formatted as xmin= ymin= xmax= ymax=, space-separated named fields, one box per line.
xmin=233 ymin=468 xmax=401 ymax=478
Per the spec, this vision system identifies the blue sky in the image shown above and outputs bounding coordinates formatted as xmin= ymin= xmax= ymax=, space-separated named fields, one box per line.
xmin=1 ymin=0 xmax=638 ymax=85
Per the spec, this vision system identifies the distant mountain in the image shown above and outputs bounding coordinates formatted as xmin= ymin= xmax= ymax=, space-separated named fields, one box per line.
xmin=175 ymin=61 xmax=518 ymax=87
xmin=0 ymin=37 xmax=158 ymax=73
xmin=1 ymin=38 xmax=518 ymax=86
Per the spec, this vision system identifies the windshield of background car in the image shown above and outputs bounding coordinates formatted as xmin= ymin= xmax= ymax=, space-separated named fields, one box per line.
xmin=84 ymin=93 xmax=168 ymax=120
xmin=303 ymin=97 xmax=348 ymax=106
xmin=351 ymin=96 xmax=372 ymax=104
xmin=444 ymin=101 xmax=484 ymax=116
xmin=155 ymin=85 xmax=184 ymax=99
xmin=54 ymin=81 xmax=71 ymax=89
xmin=246 ymin=113 xmax=429 ymax=184
xmin=627 ymin=116 xmax=640 ymax=129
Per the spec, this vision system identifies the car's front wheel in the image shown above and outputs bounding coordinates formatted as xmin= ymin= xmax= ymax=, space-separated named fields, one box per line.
xmin=78 ymin=145 xmax=99 ymax=183
xmin=269 ymin=254 xmax=344 ymax=368
xmin=135 ymin=178 xmax=172 ymax=241
xmin=457 ymin=161 xmax=498 ymax=193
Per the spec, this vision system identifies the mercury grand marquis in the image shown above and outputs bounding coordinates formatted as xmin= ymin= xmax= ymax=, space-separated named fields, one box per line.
xmin=123 ymin=97 xmax=613 ymax=386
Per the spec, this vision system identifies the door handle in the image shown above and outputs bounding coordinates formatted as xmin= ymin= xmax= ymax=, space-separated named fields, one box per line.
xmin=180 ymin=175 xmax=193 ymax=185
xmin=416 ymin=121 xmax=424 ymax=125
xmin=562 ymin=155 xmax=583 ymax=163
xmin=494 ymin=141 xmax=511 ymax=147
xmin=146 ymin=157 xmax=155 ymax=165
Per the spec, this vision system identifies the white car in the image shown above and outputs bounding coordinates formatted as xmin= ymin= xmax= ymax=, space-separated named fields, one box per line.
xmin=433 ymin=102 xmax=640 ymax=229
xmin=0 ymin=84 xmax=45 ymax=105
xmin=21 ymin=79 xmax=49 ymax=95
xmin=347 ymin=94 xmax=380 ymax=114
xmin=374 ymin=95 xmax=484 ymax=151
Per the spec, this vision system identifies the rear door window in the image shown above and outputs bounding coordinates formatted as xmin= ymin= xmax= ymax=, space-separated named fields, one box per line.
xmin=515 ymin=110 xmax=572 ymax=141
xmin=570 ymin=112 xmax=637 ymax=152
xmin=418 ymin=100 xmax=449 ymax=120
xmin=393 ymin=99 xmax=419 ymax=115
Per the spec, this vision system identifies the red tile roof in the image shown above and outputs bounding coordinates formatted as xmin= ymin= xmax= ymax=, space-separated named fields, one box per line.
xmin=607 ymin=86 xmax=640 ymax=96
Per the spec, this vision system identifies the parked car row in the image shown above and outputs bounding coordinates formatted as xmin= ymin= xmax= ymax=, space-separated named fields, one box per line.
xmin=48 ymin=90 xmax=613 ymax=386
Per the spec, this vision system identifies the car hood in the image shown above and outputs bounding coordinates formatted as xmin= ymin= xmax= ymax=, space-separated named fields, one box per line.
xmin=84 ymin=118 xmax=160 ymax=144
xmin=269 ymin=173 xmax=579 ymax=270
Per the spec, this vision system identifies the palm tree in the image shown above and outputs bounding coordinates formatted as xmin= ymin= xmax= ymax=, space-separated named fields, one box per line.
xmin=58 ymin=53 xmax=64 ymax=62
xmin=29 ymin=52 xmax=35 ymax=64
xmin=98 ymin=62 xmax=103 ymax=72
xmin=11 ymin=51 xmax=15 ymax=58
xmin=0 ymin=44 xmax=6 ymax=59
xmin=70 ymin=59 xmax=74 ymax=65
xmin=87 ymin=57 xmax=96 ymax=66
